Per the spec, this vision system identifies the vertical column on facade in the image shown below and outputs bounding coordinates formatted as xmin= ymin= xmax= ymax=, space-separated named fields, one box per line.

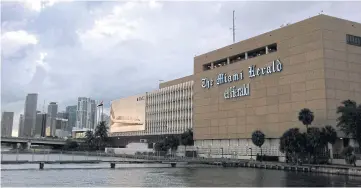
xmin=165 ymin=88 xmax=168 ymax=135
xmin=163 ymin=89 xmax=165 ymax=134
xmin=169 ymin=86 xmax=174 ymax=134
xmin=188 ymin=82 xmax=191 ymax=131
xmin=150 ymin=92 xmax=154 ymax=134
xmin=159 ymin=91 xmax=162 ymax=134
xmin=227 ymin=57 xmax=230 ymax=65
xmin=156 ymin=91 xmax=158 ymax=134
xmin=177 ymin=84 xmax=180 ymax=134
xmin=245 ymin=52 xmax=248 ymax=60
xmin=265 ymin=46 xmax=269 ymax=54
xmin=211 ymin=62 xmax=214 ymax=69
xmin=191 ymin=81 xmax=193 ymax=130
xmin=160 ymin=89 xmax=163 ymax=134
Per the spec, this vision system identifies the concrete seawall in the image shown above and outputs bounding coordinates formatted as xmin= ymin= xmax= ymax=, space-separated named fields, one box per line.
xmin=3 ymin=150 xmax=361 ymax=176
xmin=216 ymin=161 xmax=361 ymax=176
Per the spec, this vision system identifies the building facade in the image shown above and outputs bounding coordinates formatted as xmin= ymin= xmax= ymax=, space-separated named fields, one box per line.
xmin=109 ymin=15 xmax=361 ymax=156
xmin=146 ymin=80 xmax=194 ymax=135
xmin=110 ymin=81 xmax=193 ymax=137
xmin=34 ymin=113 xmax=47 ymax=137
xmin=187 ymin=15 xmax=361 ymax=156
xmin=66 ymin=105 xmax=77 ymax=132
xmin=76 ymin=97 xmax=97 ymax=130
xmin=23 ymin=93 xmax=38 ymax=137
xmin=47 ymin=102 xmax=58 ymax=136
xmin=1 ymin=111 xmax=14 ymax=137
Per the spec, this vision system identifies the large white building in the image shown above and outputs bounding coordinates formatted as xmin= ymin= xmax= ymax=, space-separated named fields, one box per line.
xmin=76 ymin=97 xmax=97 ymax=130
xmin=110 ymin=80 xmax=194 ymax=137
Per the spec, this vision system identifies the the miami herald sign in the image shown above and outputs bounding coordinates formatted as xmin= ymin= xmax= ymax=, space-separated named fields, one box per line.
xmin=201 ymin=59 xmax=283 ymax=99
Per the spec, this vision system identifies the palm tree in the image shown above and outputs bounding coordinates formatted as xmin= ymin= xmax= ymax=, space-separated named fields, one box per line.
xmin=321 ymin=125 xmax=338 ymax=162
xmin=85 ymin=130 xmax=95 ymax=150
xmin=95 ymin=121 xmax=109 ymax=149
xmin=298 ymin=108 xmax=314 ymax=132
xmin=252 ymin=130 xmax=265 ymax=156
xmin=279 ymin=128 xmax=306 ymax=164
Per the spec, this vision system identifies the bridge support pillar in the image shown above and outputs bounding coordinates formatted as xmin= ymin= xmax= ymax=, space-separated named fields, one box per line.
xmin=20 ymin=143 xmax=29 ymax=150
xmin=110 ymin=163 xmax=116 ymax=169
xmin=170 ymin=163 xmax=176 ymax=168
xmin=39 ymin=162 xmax=44 ymax=170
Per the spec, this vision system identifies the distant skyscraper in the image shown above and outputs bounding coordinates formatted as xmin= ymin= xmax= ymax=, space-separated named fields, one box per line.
xmin=1 ymin=112 xmax=14 ymax=136
xmin=57 ymin=111 xmax=68 ymax=119
xmin=23 ymin=93 xmax=38 ymax=137
xmin=66 ymin=105 xmax=77 ymax=132
xmin=35 ymin=112 xmax=47 ymax=137
xmin=76 ymin=97 xmax=97 ymax=130
xmin=18 ymin=114 xmax=24 ymax=137
xmin=47 ymin=102 xmax=58 ymax=136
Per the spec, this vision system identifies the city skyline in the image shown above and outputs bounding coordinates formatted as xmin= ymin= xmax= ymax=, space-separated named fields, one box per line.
xmin=1 ymin=93 xmax=106 ymax=137
xmin=2 ymin=1 xmax=361 ymax=137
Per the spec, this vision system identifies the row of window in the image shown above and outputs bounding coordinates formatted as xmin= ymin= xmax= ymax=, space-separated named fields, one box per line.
xmin=203 ymin=43 xmax=278 ymax=71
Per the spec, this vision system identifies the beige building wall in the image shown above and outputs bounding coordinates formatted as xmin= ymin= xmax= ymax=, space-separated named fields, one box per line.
xmin=193 ymin=15 xmax=361 ymax=142
xmin=321 ymin=17 xmax=361 ymax=136
xmin=159 ymin=75 xmax=194 ymax=88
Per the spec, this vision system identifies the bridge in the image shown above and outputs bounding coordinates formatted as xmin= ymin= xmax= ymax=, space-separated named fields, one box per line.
xmin=1 ymin=136 xmax=84 ymax=149
xmin=0 ymin=157 xmax=253 ymax=169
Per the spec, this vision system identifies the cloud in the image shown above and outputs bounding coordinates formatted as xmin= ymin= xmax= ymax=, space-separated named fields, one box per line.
xmin=1 ymin=30 xmax=38 ymax=56
xmin=21 ymin=0 xmax=65 ymax=12
xmin=1 ymin=1 xmax=361 ymax=136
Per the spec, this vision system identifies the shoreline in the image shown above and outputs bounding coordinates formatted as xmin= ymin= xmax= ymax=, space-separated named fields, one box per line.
xmin=2 ymin=149 xmax=361 ymax=176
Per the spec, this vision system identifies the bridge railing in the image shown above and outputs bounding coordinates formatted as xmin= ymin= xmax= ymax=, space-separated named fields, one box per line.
xmin=1 ymin=148 xmax=257 ymax=163
xmin=1 ymin=136 xmax=85 ymax=143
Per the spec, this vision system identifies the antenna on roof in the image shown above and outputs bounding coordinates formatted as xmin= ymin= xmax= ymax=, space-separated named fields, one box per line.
xmin=229 ymin=10 xmax=236 ymax=43
xmin=319 ymin=10 xmax=324 ymax=15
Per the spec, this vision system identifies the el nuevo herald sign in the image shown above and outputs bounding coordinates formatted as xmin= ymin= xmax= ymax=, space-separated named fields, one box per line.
xmin=201 ymin=59 xmax=283 ymax=99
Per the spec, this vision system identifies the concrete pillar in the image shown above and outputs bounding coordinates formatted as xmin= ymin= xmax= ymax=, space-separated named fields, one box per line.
xmin=20 ymin=143 xmax=28 ymax=150
xmin=265 ymin=46 xmax=269 ymax=54
xmin=110 ymin=163 xmax=116 ymax=169
xmin=210 ymin=62 xmax=214 ymax=69
xmin=245 ymin=52 xmax=248 ymax=60
xmin=39 ymin=162 xmax=44 ymax=170
xmin=328 ymin=143 xmax=333 ymax=159
xmin=227 ymin=57 xmax=230 ymax=65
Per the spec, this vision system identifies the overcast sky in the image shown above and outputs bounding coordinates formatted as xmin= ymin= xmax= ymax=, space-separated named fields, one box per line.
xmin=1 ymin=0 xmax=361 ymax=136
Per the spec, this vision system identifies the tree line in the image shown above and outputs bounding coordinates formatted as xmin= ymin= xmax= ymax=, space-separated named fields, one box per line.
xmin=252 ymin=99 xmax=361 ymax=166
xmin=153 ymin=128 xmax=194 ymax=156
xmin=64 ymin=121 xmax=109 ymax=151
